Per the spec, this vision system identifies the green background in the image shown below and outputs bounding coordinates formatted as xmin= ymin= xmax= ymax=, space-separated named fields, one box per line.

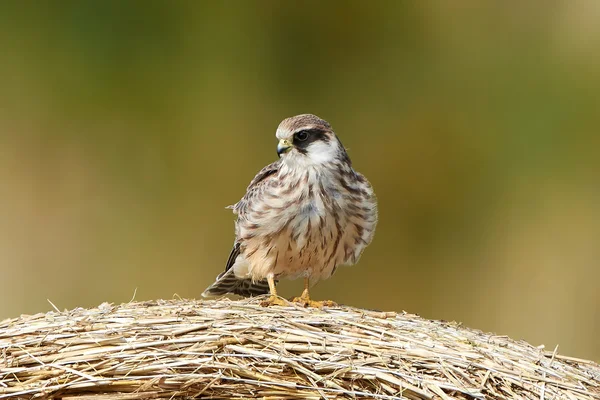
xmin=1 ymin=2 xmax=598 ymax=361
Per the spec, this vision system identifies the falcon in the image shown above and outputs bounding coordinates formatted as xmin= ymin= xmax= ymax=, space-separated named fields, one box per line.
xmin=202 ymin=114 xmax=377 ymax=307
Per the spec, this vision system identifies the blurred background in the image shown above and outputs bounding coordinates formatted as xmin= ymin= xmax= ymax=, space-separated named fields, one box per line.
xmin=0 ymin=2 xmax=598 ymax=361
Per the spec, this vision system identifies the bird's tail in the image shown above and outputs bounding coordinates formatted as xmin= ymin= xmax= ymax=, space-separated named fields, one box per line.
xmin=202 ymin=269 xmax=271 ymax=298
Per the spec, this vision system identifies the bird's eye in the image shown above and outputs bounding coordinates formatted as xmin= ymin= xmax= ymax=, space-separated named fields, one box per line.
xmin=295 ymin=131 xmax=310 ymax=141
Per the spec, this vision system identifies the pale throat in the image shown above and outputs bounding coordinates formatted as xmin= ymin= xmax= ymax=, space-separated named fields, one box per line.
xmin=305 ymin=141 xmax=338 ymax=164
xmin=281 ymin=141 xmax=340 ymax=170
xmin=279 ymin=156 xmax=343 ymax=192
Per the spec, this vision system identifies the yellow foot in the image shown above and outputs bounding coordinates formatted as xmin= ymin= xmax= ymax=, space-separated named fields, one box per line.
xmin=260 ymin=295 xmax=288 ymax=307
xmin=290 ymin=297 xmax=337 ymax=308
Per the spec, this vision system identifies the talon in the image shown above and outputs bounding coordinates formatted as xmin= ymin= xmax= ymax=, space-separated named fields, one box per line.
xmin=289 ymin=277 xmax=337 ymax=308
xmin=290 ymin=296 xmax=309 ymax=307
xmin=260 ymin=295 xmax=288 ymax=307
xmin=260 ymin=275 xmax=288 ymax=307
xmin=290 ymin=296 xmax=337 ymax=308
xmin=307 ymin=299 xmax=337 ymax=308
xmin=318 ymin=300 xmax=337 ymax=307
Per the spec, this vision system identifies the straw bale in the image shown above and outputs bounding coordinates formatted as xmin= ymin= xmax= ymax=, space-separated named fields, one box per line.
xmin=1 ymin=298 xmax=598 ymax=399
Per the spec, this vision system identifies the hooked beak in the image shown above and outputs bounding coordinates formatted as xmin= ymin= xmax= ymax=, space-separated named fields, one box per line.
xmin=277 ymin=139 xmax=292 ymax=157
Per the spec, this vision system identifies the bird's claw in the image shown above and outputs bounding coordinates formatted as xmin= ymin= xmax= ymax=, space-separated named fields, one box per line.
xmin=290 ymin=296 xmax=337 ymax=308
xmin=260 ymin=295 xmax=288 ymax=307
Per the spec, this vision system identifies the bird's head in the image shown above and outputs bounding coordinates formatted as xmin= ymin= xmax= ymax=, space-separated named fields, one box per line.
xmin=275 ymin=114 xmax=349 ymax=168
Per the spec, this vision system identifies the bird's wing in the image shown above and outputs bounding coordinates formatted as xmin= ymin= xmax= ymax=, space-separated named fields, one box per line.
xmin=205 ymin=239 xmax=270 ymax=296
xmin=224 ymin=242 xmax=241 ymax=273
xmin=224 ymin=159 xmax=282 ymax=272
xmin=230 ymin=159 xmax=282 ymax=215
xmin=246 ymin=159 xmax=282 ymax=191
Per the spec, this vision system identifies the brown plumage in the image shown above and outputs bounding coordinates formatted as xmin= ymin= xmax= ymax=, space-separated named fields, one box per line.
xmin=202 ymin=114 xmax=377 ymax=306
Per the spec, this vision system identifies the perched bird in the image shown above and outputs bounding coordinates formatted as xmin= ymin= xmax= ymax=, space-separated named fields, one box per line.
xmin=202 ymin=114 xmax=377 ymax=307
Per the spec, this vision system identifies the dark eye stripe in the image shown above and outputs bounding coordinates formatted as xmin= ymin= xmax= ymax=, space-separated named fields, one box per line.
xmin=294 ymin=129 xmax=329 ymax=154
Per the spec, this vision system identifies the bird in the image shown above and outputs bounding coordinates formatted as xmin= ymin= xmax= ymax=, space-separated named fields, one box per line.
xmin=202 ymin=114 xmax=377 ymax=307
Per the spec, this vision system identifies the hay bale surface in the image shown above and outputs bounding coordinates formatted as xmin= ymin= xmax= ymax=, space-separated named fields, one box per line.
xmin=0 ymin=299 xmax=598 ymax=399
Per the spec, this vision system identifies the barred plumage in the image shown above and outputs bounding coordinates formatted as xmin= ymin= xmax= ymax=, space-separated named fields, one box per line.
xmin=202 ymin=114 xmax=377 ymax=306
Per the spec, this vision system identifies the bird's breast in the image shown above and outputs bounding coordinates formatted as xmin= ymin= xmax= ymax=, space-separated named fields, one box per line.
xmin=240 ymin=166 xmax=374 ymax=282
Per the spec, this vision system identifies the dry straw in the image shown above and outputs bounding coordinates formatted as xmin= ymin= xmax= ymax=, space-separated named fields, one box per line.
xmin=1 ymin=298 xmax=598 ymax=399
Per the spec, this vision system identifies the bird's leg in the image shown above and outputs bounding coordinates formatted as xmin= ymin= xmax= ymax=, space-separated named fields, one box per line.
xmin=291 ymin=277 xmax=337 ymax=308
xmin=300 ymin=277 xmax=310 ymax=301
xmin=260 ymin=274 xmax=287 ymax=307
